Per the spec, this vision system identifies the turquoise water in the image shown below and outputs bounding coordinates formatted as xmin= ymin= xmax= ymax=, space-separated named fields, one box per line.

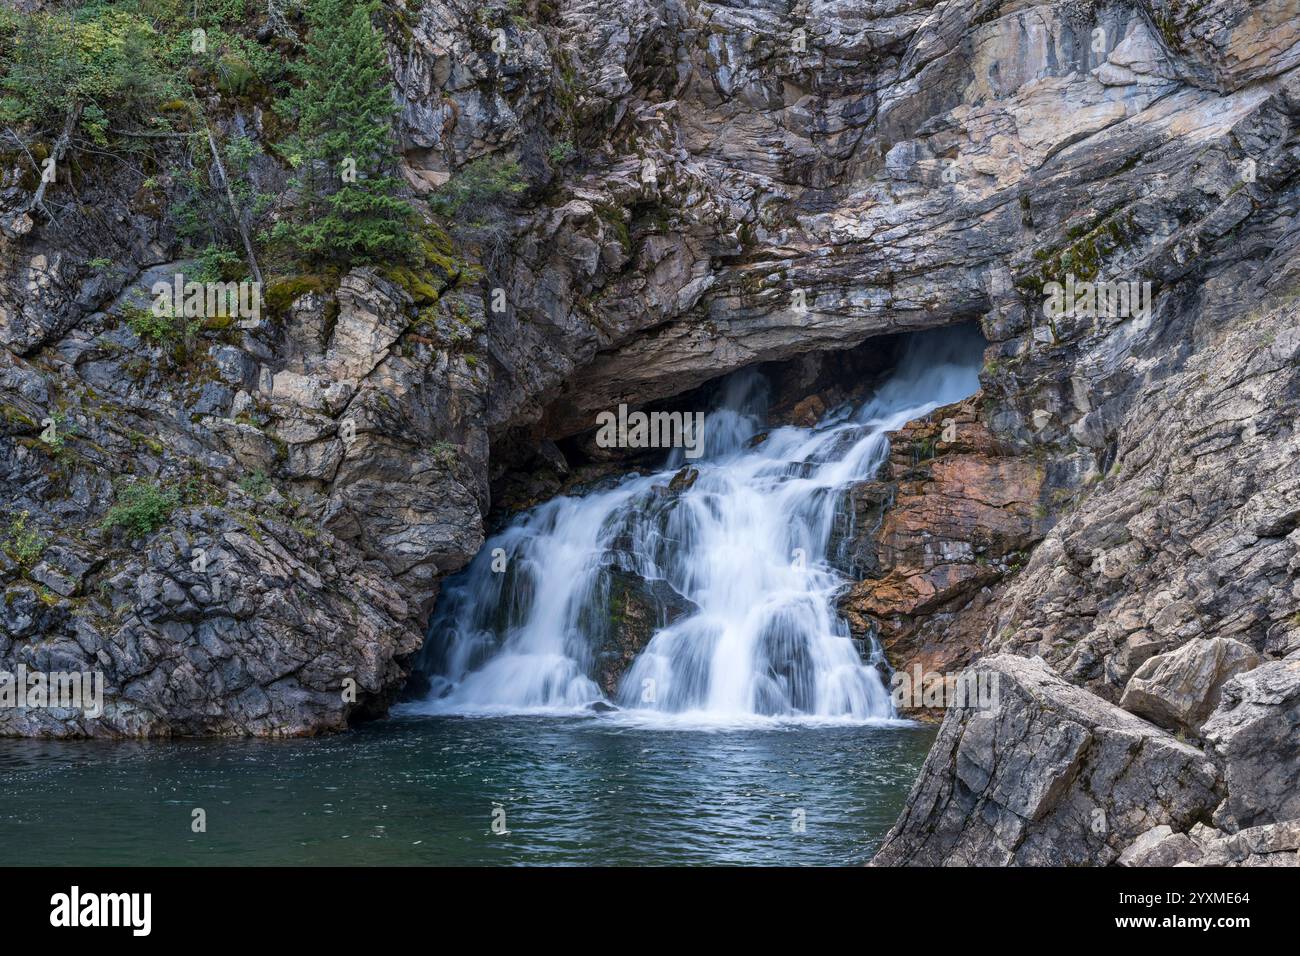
xmin=0 ymin=715 xmax=934 ymax=866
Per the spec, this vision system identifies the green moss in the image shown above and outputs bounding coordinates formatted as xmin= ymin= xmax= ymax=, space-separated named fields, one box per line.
xmin=1 ymin=404 xmax=36 ymax=429
xmin=593 ymin=202 xmax=631 ymax=254
xmin=384 ymin=219 xmax=465 ymax=305
xmin=127 ymin=430 xmax=166 ymax=455
xmin=386 ymin=265 xmax=442 ymax=306
xmin=418 ymin=220 xmax=462 ymax=281
xmin=264 ymin=274 xmax=337 ymax=318
xmin=1032 ymin=211 xmax=1140 ymax=287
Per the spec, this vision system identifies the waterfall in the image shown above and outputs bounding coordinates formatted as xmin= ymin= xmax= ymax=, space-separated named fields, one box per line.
xmin=405 ymin=325 xmax=985 ymax=723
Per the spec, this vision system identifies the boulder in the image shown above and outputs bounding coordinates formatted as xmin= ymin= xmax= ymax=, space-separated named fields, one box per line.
xmin=1193 ymin=819 xmax=1300 ymax=866
xmin=1117 ymin=825 xmax=1203 ymax=867
xmin=1119 ymin=637 xmax=1260 ymax=735
xmin=1118 ymin=818 xmax=1300 ymax=867
xmin=1201 ymin=652 xmax=1300 ymax=830
xmin=871 ymin=655 xmax=1221 ymax=866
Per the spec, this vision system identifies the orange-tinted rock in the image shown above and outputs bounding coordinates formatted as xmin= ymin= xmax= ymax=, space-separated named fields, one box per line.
xmin=787 ymin=395 xmax=827 ymax=427
xmin=836 ymin=396 xmax=1048 ymax=716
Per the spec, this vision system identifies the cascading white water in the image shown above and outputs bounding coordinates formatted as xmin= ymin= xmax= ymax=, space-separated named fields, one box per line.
xmin=407 ymin=325 xmax=985 ymax=722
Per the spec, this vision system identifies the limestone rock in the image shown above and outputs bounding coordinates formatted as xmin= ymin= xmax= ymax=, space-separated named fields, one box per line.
xmin=1117 ymin=826 xmax=1203 ymax=867
xmin=1119 ymin=637 xmax=1260 ymax=735
xmin=871 ymin=655 xmax=1221 ymax=866
xmin=1120 ymin=819 xmax=1300 ymax=867
xmin=1201 ymin=653 xmax=1300 ymax=830
xmin=1193 ymin=819 xmax=1300 ymax=866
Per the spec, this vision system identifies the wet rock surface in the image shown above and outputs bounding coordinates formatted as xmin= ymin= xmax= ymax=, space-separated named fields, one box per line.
xmin=837 ymin=398 xmax=1047 ymax=716
xmin=586 ymin=566 xmax=697 ymax=698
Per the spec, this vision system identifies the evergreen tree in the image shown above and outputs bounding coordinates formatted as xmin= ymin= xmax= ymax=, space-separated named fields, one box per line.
xmin=272 ymin=0 xmax=414 ymax=265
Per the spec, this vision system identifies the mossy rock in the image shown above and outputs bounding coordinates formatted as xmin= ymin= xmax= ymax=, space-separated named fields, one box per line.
xmin=1 ymin=404 xmax=37 ymax=429
xmin=383 ymin=219 xmax=469 ymax=305
xmin=386 ymin=264 xmax=443 ymax=306
xmin=264 ymin=274 xmax=338 ymax=318
xmin=1034 ymin=212 xmax=1140 ymax=286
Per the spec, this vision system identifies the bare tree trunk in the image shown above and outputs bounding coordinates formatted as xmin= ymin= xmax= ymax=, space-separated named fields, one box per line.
xmin=27 ymin=103 xmax=81 ymax=221
xmin=206 ymin=126 xmax=265 ymax=286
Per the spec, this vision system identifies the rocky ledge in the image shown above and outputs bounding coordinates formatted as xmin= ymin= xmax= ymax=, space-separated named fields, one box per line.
xmin=871 ymin=648 xmax=1299 ymax=866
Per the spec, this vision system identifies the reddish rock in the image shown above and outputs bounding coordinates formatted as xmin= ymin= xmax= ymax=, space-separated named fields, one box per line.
xmin=786 ymin=395 xmax=827 ymax=427
xmin=837 ymin=396 xmax=1048 ymax=717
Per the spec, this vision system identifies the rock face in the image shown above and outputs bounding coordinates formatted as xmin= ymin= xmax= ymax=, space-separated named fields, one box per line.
xmin=836 ymin=398 xmax=1047 ymax=714
xmin=1119 ymin=637 xmax=1260 ymax=736
xmin=0 ymin=506 xmax=421 ymax=737
xmin=985 ymin=302 xmax=1300 ymax=704
xmin=0 ymin=3 xmax=1297 ymax=877
xmin=0 ymin=261 xmax=486 ymax=736
xmin=1201 ymin=652 xmax=1300 ymax=831
xmin=872 ymin=655 xmax=1221 ymax=867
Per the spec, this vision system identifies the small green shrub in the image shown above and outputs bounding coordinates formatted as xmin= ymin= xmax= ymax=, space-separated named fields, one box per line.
xmin=192 ymin=244 xmax=244 ymax=284
xmin=547 ymin=140 xmax=576 ymax=166
xmin=123 ymin=304 xmax=179 ymax=344
xmin=239 ymin=468 xmax=273 ymax=498
xmin=122 ymin=301 xmax=200 ymax=349
xmin=101 ymin=480 xmax=179 ymax=538
xmin=3 ymin=510 xmax=47 ymax=569
xmin=431 ymin=440 xmax=458 ymax=468
xmin=429 ymin=157 xmax=528 ymax=223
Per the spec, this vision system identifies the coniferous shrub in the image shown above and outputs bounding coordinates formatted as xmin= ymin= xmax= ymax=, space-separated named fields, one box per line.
xmin=269 ymin=0 xmax=415 ymax=266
